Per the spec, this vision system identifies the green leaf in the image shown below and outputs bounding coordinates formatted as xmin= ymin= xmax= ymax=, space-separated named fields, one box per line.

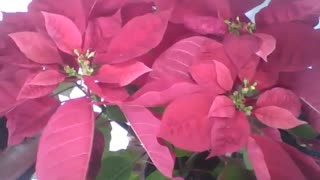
xmin=53 ymin=82 xmax=74 ymax=97
xmin=289 ymin=124 xmax=319 ymax=140
xmin=96 ymin=155 xmax=132 ymax=180
xmin=95 ymin=119 xmax=112 ymax=157
xmin=149 ymin=106 xmax=166 ymax=114
xmin=96 ymin=149 xmax=142 ymax=180
xmin=174 ymin=147 xmax=193 ymax=158
xmin=106 ymin=105 xmax=127 ymax=122
xmin=217 ymin=161 xmax=255 ymax=180
xmin=146 ymin=170 xmax=169 ymax=180
xmin=129 ymin=173 xmax=140 ymax=180
xmin=242 ymin=149 xmax=253 ymax=170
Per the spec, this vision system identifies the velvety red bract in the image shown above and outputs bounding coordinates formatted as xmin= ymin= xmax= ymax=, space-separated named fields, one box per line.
xmin=94 ymin=61 xmax=151 ymax=86
xmin=280 ymin=69 xmax=320 ymax=116
xmin=209 ymin=112 xmax=250 ymax=157
xmin=207 ymin=0 xmax=265 ymax=19
xmin=159 ymin=93 xmax=213 ymax=152
xmin=183 ymin=16 xmax=227 ymax=35
xmin=255 ymin=0 xmax=320 ymax=26
xmin=0 ymin=65 xmax=32 ymax=115
xmin=42 ymin=11 xmax=82 ymax=54
xmin=190 ymin=61 xmax=228 ymax=94
xmin=36 ymin=97 xmax=94 ymax=180
xmin=96 ymin=10 xmax=170 ymax=64
xmin=128 ymin=80 xmax=201 ymax=107
xmin=29 ymin=0 xmax=92 ymax=33
xmin=9 ymin=32 xmax=63 ymax=64
xmin=258 ymin=22 xmax=320 ymax=72
xmin=17 ymin=70 xmax=64 ymax=100
xmin=254 ymin=33 xmax=276 ymax=62
xmin=223 ymin=34 xmax=261 ymax=69
xmin=150 ymin=36 xmax=220 ymax=81
xmin=120 ymin=105 xmax=175 ymax=178
xmin=256 ymin=87 xmax=301 ymax=117
xmin=254 ymin=106 xmax=306 ymax=129
xmin=208 ymin=95 xmax=235 ymax=118
xmin=28 ymin=70 xmax=65 ymax=86
xmin=85 ymin=13 xmax=122 ymax=52
xmin=83 ymin=76 xmax=129 ymax=103
xmin=280 ymin=143 xmax=320 ymax=180
xmin=247 ymin=135 xmax=307 ymax=180
xmin=6 ymin=96 xmax=59 ymax=145
xmin=87 ymin=129 xmax=105 ymax=180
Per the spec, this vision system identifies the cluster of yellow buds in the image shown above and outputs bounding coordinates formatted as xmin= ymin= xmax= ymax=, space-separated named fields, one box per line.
xmin=230 ymin=79 xmax=258 ymax=116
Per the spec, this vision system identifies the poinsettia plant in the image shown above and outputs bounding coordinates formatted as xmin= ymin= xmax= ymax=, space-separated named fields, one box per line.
xmin=1 ymin=0 xmax=320 ymax=179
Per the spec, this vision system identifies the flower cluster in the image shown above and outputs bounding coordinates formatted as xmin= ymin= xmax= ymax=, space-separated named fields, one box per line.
xmin=1 ymin=0 xmax=320 ymax=179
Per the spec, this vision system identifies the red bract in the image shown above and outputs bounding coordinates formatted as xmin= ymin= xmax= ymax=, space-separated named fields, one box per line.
xmin=1 ymin=0 xmax=320 ymax=179
xmin=255 ymin=0 xmax=320 ymax=26
xmin=6 ymin=96 xmax=59 ymax=145
xmin=120 ymin=105 xmax=175 ymax=178
xmin=36 ymin=97 xmax=94 ymax=180
xmin=247 ymin=135 xmax=320 ymax=180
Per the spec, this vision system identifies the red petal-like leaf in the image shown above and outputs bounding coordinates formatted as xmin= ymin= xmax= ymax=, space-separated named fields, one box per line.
xmin=83 ymin=76 xmax=129 ymax=103
xmin=208 ymin=95 xmax=235 ymax=118
xmin=17 ymin=70 xmax=64 ymax=100
xmin=87 ymin=129 xmax=105 ymax=180
xmin=255 ymin=0 xmax=320 ymax=26
xmin=0 ymin=66 xmax=31 ymax=115
xmin=28 ymin=70 xmax=65 ymax=86
xmin=256 ymin=87 xmax=301 ymax=117
xmin=17 ymin=84 xmax=57 ymax=100
xmin=151 ymin=36 xmax=222 ymax=81
xmin=36 ymin=97 xmax=94 ymax=180
xmin=262 ymin=128 xmax=282 ymax=142
xmin=254 ymin=33 xmax=276 ymax=62
xmin=247 ymin=135 xmax=306 ymax=180
xmin=120 ymin=105 xmax=175 ymax=178
xmin=6 ymin=97 xmax=59 ymax=145
xmin=258 ymin=23 xmax=320 ymax=72
xmin=280 ymin=69 xmax=320 ymax=116
xmin=214 ymin=60 xmax=234 ymax=91
xmin=207 ymin=0 xmax=264 ymax=19
xmin=251 ymin=66 xmax=279 ymax=90
xmin=42 ymin=11 xmax=82 ymax=54
xmin=94 ymin=61 xmax=151 ymax=86
xmin=223 ymin=34 xmax=261 ymax=71
xmin=9 ymin=32 xmax=63 ymax=64
xmin=159 ymin=93 xmax=213 ymax=152
xmin=129 ymin=80 xmax=201 ymax=107
xmin=280 ymin=143 xmax=320 ymax=180
xmin=183 ymin=16 xmax=227 ymax=35
xmin=209 ymin=112 xmax=250 ymax=157
xmin=190 ymin=62 xmax=224 ymax=94
xmin=84 ymin=12 xmax=122 ymax=52
xmin=254 ymin=106 xmax=306 ymax=129
xmin=96 ymin=10 xmax=170 ymax=63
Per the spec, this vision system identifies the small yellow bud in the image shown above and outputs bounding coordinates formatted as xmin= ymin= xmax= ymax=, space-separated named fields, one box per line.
xmin=73 ymin=49 xmax=80 ymax=56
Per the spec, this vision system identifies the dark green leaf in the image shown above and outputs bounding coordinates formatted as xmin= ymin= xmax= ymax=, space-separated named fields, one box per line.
xmin=174 ymin=148 xmax=193 ymax=158
xmin=289 ymin=124 xmax=319 ymax=140
xmin=96 ymin=155 xmax=132 ymax=180
xmin=149 ymin=106 xmax=166 ymax=114
xmin=242 ymin=149 xmax=253 ymax=170
xmin=217 ymin=161 xmax=255 ymax=180
xmin=129 ymin=173 xmax=140 ymax=180
xmin=146 ymin=170 xmax=169 ymax=180
xmin=106 ymin=105 xmax=127 ymax=122
xmin=53 ymin=82 xmax=74 ymax=97
xmin=95 ymin=119 xmax=112 ymax=157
